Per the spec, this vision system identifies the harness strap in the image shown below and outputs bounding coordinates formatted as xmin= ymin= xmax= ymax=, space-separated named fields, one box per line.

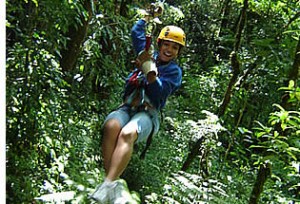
xmin=140 ymin=126 xmax=154 ymax=159
xmin=125 ymin=70 xmax=157 ymax=159
xmin=128 ymin=70 xmax=141 ymax=86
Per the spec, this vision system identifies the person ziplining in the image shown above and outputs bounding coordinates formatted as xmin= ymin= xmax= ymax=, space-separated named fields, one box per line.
xmin=90 ymin=3 xmax=186 ymax=203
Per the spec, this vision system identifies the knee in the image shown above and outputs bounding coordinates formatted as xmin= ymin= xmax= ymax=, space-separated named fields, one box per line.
xmin=119 ymin=128 xmax=137 ymax=144
xmin=103 ymin=119 xmax=121 ymax=132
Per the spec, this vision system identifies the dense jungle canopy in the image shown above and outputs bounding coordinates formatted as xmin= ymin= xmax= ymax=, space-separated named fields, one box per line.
xmin=6 ymin=0 xmax=300 ymax=203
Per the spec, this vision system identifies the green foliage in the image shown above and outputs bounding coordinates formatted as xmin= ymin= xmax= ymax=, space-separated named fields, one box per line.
xmin=279 ymin=80 xmax=300 ymax=108
xmin=248 ymin=85 xmax=300 ymax=202
xmin=140 ymin=111 xmax=226 ymax=203
xmin=251 ymin=106 xmax=299 ymax=164
xmin=6 ymin=1 xmax=106 ymax=202
xmin=145 ymin=171 xmax=227 ymax=204
xmin=6 ymin=39 xmax=103 ymax=203
xmin=6 ymin=0 xmax=300 ymax=203
xmin=76 ymin=13 xmax=132 ymax=109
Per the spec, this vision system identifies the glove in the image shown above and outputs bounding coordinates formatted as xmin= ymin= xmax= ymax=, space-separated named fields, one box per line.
xmin=135 ymin=48 xmax=152 ymax=69
xmin=143 ymin=3 xmax=164 ymax=23
xmin=135 ymin=49 xmax=157 ymax=76
xmin=141 ymin=59 xmax=157 ymax=76
xmin=147 ymin=3 xmax=163 ymax=18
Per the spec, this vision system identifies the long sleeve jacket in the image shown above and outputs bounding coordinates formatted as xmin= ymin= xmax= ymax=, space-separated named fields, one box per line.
xmin=123 ymin=19 xmax=182 ymax=110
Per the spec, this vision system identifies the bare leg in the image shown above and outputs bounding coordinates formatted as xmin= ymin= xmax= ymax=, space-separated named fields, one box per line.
xmin=106 ymin=123 xmax=138 ymax=181
xmin=102 ymin=119 xmax=122 ymax=174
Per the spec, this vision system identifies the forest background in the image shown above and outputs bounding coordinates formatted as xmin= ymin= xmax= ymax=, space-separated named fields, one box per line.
xmin=2 ymin=0 xmax=6 ymax=202
xmin=5 ymin=0 xmax=300 ymax=203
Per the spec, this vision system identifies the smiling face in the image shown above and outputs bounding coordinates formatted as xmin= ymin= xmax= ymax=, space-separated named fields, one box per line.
xmin=158 ymin=40 xmax=181 ymax=63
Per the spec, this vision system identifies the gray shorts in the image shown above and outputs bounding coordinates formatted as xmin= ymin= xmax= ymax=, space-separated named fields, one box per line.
xmin=103 ymin=105 xmax=160 ymax=143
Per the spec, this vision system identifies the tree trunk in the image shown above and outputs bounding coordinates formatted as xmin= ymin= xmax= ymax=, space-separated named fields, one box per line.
xmin=218 ymin=0 xmax=232 ymax=37
xmin=249 ymin=162 xmax=271 ymax=204
xmin=216 ymin=0 xmax=232 ymax=58
xmin=218 ymin=0 xmax=248 ymax=117
xmin=218 ymin=51 xmax=240 ymax=117
xmin=281 ymin=38 xmax=300 ymax=110
xmin=181 ymin=137 xmax=205 ymax=171
xmin=119 ymin=0 xmax=133 ymax=17
xmin=288 ymin=38 xmax=300 ymax=82
xmin=60 ymin=0 xmax=93 ymax=73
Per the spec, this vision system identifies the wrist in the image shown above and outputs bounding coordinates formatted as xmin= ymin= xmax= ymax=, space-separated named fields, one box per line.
xmin=147 ymin=72 xmax=157 ymax=83
xmin=142 ymin=15 xmax=150 ymax=23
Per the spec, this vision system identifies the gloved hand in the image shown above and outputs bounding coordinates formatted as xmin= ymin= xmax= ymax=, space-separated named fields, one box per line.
xmin=143 ymin=3 xmax=164 ymax=23
xmin=135 ymin=49 xmax=157 ymax=76
xmin=147 ymin=3 xmax=163 ymax=18
xmin=141 ymin=59 xmax=157 ymax=76
xmin=135 ymin=49 xmax=152 ymax=68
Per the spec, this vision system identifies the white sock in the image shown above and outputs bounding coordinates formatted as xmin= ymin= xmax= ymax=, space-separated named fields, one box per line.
xmin=104 ymin=178 xmax=112 ymax=183
xmin=104 ymin=178 xmax=117 ymax=187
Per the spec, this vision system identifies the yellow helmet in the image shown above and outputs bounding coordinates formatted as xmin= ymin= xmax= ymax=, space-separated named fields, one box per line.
xmin=157 ymin=25 xmax=186 ymax=47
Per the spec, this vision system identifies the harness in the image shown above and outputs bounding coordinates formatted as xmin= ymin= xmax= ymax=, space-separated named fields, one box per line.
xmin=122 ymin=69 xmax=157 ymax=159
xmin=125 ymin=6 xmax=163 ymax=158
xmin=125 ymin=70 xmax=145 ymax=107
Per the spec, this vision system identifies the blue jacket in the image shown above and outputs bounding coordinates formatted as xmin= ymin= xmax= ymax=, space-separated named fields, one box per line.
xmin=124 ymin=19 xmax=182 ymax=110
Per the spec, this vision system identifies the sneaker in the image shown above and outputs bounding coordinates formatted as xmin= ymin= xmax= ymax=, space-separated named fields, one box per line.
xmin=109 ymin=179 xmax=133 ymax=204
xmin=90 ymin=181 xmax=117 ymax=203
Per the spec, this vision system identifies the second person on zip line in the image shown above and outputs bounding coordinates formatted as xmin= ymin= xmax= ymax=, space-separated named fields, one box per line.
xmin=91 ymin=6 xmax=186 ymax=203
